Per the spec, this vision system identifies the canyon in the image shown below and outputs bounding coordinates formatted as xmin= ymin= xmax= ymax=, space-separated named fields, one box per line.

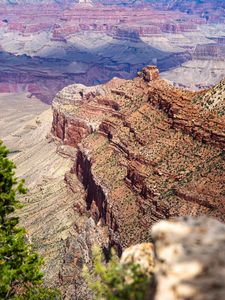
xmin=2 ymin=65 xmax=224 ymax=299
xmin=0 ymin=0 xmax=224 ymax=298
xmin=0 ymin=0 xmax=224 ymax=102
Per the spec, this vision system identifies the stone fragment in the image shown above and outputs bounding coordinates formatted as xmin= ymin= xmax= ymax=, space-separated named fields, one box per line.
xmin=120 ymin=242 xmax=155 ymax=276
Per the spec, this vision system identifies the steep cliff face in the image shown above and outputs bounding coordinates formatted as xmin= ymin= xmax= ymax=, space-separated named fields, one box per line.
xmin=51 ymin=80 xmax=126 ymax=146
xmin=52 ymin=66 xmax=225 ymax=252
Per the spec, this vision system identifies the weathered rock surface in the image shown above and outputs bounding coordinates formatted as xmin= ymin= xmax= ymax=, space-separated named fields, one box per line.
xmin=51 ymin=83 xmax=111 ymax=146
xmin=138 ymin=66 xmax=160 ymax=82
xmin=121 ymin=216 xmax=225 ymax=300
xmin=121 ymin=243 xmax=155 ymax=276
xmin=193 ymin=78 xmax=225 ymax=115
xmin=152 ymin=216 xmax=225 ymax=300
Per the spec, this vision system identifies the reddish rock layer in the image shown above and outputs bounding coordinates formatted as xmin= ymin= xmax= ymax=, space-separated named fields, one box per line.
xmin=0 ymin=2 xmax=215 ymax=38
xmin=52 ymin=66 xmax=225 ymax=250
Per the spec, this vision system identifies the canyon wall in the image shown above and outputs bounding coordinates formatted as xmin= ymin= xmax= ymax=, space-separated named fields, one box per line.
xmin=4 ymin=65 xmax=224 ymax=299
xmin=51 ymin=66 xmax=225 ymax=255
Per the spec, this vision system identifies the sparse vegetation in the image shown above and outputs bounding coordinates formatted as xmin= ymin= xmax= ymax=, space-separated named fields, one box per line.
xmin=83 ymin=246 xmax=153 ymax=300
xmin=192 ymin=79 xmax=225 ymax=115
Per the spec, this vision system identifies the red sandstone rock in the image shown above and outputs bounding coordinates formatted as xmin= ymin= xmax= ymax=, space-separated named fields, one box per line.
xmin=138 ymin=66 xmax=160 ymax=82
xmin=51 ymin=66 xmax=225 ymax=251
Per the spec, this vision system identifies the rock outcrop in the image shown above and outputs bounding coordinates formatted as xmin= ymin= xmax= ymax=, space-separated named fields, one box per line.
xmin=121 ymin=243 xmax=155 ymax=277
xmin=51 ymin=66 xmax=225 ymax=255
xmin=138 ymin=66 xmax=160 ymax=82
xmin=152 ymin=216 xmax=225 ymax=300
xmin=51 ymin=83 xmax=106 ymax=145
xmin=121 ymin=216 xmax=225 ymax=300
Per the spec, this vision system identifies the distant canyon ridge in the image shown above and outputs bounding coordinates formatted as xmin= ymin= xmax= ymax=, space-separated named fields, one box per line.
xmin=0 ymin=0 xmax=224 ymax=103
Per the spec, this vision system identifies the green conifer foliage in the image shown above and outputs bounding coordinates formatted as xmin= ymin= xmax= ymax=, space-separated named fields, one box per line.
xmin=0 ymin=140 xmax=60 ymax=299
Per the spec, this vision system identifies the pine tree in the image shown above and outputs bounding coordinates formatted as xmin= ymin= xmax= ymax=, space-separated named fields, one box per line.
xmin=0 ymin=140 xmax=60 ymax=299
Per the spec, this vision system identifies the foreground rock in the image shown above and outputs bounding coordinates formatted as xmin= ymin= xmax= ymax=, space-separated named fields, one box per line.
xmin=153 ymin=216 xmax=225 ymax=300
xmin=121 ymin=243 xmax=155 ymax=276
xmin=122 ymin=216 xmax=225 ymax=300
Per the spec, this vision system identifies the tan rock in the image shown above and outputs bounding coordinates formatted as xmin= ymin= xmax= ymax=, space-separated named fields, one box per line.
xmin=120 ymin=243 xmax=155 ymax=276
xmin=152 ymin=216 xmax=225 ymax=300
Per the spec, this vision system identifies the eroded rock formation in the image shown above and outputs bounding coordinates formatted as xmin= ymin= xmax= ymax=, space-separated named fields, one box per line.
xmin=3 ymin=64 xmax=224 ymax=299
xmin=152 ymin=216 xmax=225 ymax=300
xmin=51 ymin=66 xmax=225 ymax=256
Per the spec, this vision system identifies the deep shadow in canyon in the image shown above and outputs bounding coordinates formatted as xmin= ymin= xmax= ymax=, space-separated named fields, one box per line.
xmin=0 ymin=37 xmax=191 ymax=103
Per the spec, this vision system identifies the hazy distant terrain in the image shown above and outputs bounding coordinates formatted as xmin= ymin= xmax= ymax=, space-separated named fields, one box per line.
xmin=0 ymin=0 xmax=224 ymax=102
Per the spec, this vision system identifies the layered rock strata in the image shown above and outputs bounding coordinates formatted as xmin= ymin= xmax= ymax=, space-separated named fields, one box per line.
xmin=1 ymin=1 xmax=225 ymax=103
xmin=52 ymin=66 xmax=225 ymax=254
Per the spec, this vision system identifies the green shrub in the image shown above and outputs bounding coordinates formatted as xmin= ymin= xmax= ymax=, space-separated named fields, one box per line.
xmin=83 ymin=246 xmax=152 ymax=300
xmin=0 ymin=140 xmax=60 ymax=299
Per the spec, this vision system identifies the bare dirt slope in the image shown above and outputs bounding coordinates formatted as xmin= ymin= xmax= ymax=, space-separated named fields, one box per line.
xmin=0 ymin=92 xmax=109 ymax=299
xmin=0 ymin=92 xmax=48 ymax=138
xmin=0 ymin=94 xmax=82 ymax=287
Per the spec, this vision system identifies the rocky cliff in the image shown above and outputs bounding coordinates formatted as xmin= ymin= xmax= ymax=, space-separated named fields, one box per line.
xmin=4 ymin=65 xmax=224 ymax=299
xmin=51 ymin=66 xmax=225 ymax=255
